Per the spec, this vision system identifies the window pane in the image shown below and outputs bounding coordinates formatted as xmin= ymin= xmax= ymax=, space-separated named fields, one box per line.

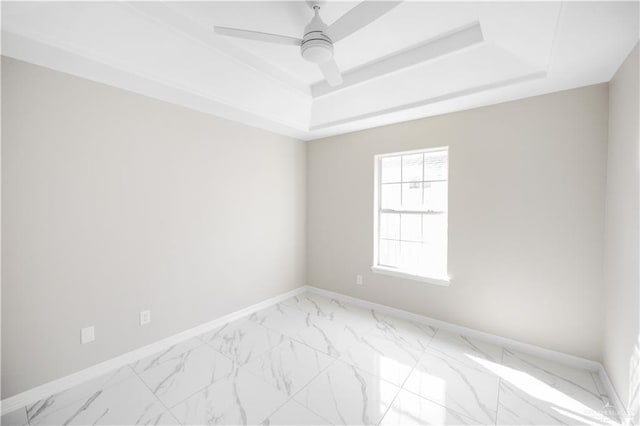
xmin=402 ymin=154 xmax=423 ymax=182
xmin=381 ymin=156 xmax=401 ymax=183
xmin=400 ymin=214 xmax=421 ymax=242
xmin=380 ymin=213 xmax=400 ymax=240
xmin=376 ymin=148 xmax=448 ymax=279
xmin=401 ymin=182 xmax=422 ymax=211
xmin=424 ymin=182 xmax=447 ymax=212
xmin=379 ymin=239 xmax=400 ymax=267
xmin=424 ymin=150 xmax=448 ymax=181
xmin=422 ymin=214 xmax=447 ymax=245
xmin=400 ymin=241 xmax=424 ymax=273
xmin=381 ymin=183 xmax=401 ymax=210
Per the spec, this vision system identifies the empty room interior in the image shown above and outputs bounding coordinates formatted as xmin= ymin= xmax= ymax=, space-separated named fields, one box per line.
xmin=1 ymin=1 xmax=639 ymax=425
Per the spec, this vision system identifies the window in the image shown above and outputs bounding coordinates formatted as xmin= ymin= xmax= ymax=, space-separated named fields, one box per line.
xmin=372 ymin=147 xmax=449 ymax=285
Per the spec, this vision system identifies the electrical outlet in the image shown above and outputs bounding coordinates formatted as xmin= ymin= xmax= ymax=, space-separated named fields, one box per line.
xmin=356 ymin=274 xmax=363 ymax=285
xmin=140 ymin=310 xmax=151 ymax=326
xmin=81 ymin=326 xmax=95 ymax=344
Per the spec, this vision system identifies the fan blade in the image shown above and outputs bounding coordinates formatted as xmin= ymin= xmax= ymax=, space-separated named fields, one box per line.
xmin=325 ymin=1 xmax=401 ymax=43
xmin=319 ymin=59 xmax=343 ymax=87
xmin=214 ymin=26 xmax=302 ymax=46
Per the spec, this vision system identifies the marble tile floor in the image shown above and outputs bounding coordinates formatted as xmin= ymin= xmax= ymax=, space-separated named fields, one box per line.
xmin=2 ymin=292 xmax=620 ymax=426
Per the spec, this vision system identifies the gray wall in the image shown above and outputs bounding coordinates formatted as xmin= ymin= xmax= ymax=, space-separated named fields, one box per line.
xmin=1 ymin=57 xmax=306 ymax=398
xmin=3 ymin=51 xmax=631 ymax=405
xmin=603 ymin=44 xmax=639 ymax=421
xmin=307 ymin=84 xmax=609 ymax=362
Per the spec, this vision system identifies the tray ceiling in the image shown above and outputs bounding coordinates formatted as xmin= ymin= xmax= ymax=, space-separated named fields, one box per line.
xmin=2 ymin=1 xmax=638 ymax=140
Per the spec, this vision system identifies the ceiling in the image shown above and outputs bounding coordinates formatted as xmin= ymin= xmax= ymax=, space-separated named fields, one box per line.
xmin=2 ymin=1 xmax=638 ymax=140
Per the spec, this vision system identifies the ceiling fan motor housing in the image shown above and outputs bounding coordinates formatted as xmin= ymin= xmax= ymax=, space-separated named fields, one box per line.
xmin=301 ymin=8 xmax=333 ymax=64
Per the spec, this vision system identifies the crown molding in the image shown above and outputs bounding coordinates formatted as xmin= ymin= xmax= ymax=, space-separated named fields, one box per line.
xmin=310 ymin=71 xmax=546 ymax=131
xmin=123 ymin=2 xmax=311 ymax=99
xmin=1 ymin=31 xmax=310 ymax=140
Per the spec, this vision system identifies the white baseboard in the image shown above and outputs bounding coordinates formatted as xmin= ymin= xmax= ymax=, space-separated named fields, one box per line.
xmin=2 ymin=284 xmax=626 ymax=424
xmin=597 ymin=363 xmax=629 ymax=424
xmin=306 ymin=285 xmax=627 ymax=422
xmin=0 ymin=285 xmax=307 ymax=415
xmin=306 ymin=286 xmax=600 ymax=370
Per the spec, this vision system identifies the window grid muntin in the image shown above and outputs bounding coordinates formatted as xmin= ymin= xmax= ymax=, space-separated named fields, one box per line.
xmin=376 ymin=148 xmax=448 ymax=273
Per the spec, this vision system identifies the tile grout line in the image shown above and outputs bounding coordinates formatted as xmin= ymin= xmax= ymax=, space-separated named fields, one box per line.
xmin=255 ymin=295 xmax=410 ymax=425
xmin=158 ymin=347 xmax=243 ymax=413
xmin=140 ymin=330 xmax=242 ymax=417
xmin=376 ymin=337 xmax=430 ymax=426
xmin=380 ymin=326 xmax=495 ymax=426
xmin=23 ymin=365 xmax=138 ymax=426
xmin=200 ymin=318 xmax=285 ymax=365
xmin=184 ymin=294 xmax=608 ymax=424
xmin=279 ymin=314 xmax=366 ymax=362
xmin=5 ymin=288 xmax=610 ymax=420
xmin=374 ymin=386 xmax=402 ymax=426
xmin=254 ymin=296 xmax=370 ymax=423
xmin=250 ymin=305 xmax=370 ymax=423
xmin=307 ymin=286 xmax=602 ymax=372
xmin=375 ymin=322 xmax=438 ymax=425
xmin=135 ymin=332 xmax=239 ymax=421
xmin=16 ymin=290 xmax=609 ymax=425
xmin=155 ymin=319 xmax=308 ymax=421
xmin=259 ymin=357 xmax=338 ymax=425
xmin=130 ymin=366 xmax=180 ymax=425
xmin=146 ymin=296 xmax=312 ymax=414
xmin=313 ymin=303 xmax=447 ymax=425
xmin=142 ymin=334 xmax=242 ymax=412
xmin=22 ymin=294 xmax=305 ymax=424
xmin=160 ymin=296 xmax=337 ymax=421
xmin=402 ymin=328 xmax=504 ymax=424
xmin=11 ymin=293 xmax=402 ymax=425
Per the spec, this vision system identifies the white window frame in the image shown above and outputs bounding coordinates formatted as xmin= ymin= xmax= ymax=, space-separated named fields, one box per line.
xmin=371 ymin=147 xmax=450 ymax=286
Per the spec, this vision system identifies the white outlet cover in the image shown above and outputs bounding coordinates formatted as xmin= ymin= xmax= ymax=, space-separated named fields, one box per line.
xmin=356 ymin=274 xmax=363 ymax=285
xmin=81 ymin=326 xmax=95 ymax=344
xmin=140 ymin=310 xmax=151 ymax=325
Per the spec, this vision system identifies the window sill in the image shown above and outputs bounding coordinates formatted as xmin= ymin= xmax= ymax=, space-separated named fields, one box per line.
xmin=371 ymin=265 xmax=451 ymax=286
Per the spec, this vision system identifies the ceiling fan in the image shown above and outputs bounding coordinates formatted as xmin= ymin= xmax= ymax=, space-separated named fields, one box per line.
xmin=214 ymin=1 xmax=401 ymax=87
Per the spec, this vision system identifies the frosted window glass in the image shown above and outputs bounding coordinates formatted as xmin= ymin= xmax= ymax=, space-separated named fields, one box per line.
xmin=402 ymin=154 xmax=423 ymax=182
xmin=379 ymin=239 xmax=400 ymax=267
xmin=424 ymin=182 xmax=448 ymax=212
xmin=402 ymin=182 xmax=422 ymax=211
xmin=381 ymin=184 xmax=401 ymax=210
xmin=381 ymin=157 xmax=401 ymax=183
xmin=380 ymin=213 xmax=400 ymax=240
xmin=376 ymin=148 xmax=448 ymax=279
xmin=424 ymin=151 xmax=448 ymax=181
xmin=401 ymin=214 xmax=421 ymax=242
xmin=400 ymin=241 xmax=423 ymax=272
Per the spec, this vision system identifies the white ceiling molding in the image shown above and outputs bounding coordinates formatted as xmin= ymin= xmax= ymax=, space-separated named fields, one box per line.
xmin=1 ymin=1 xmax=637 ymax=141
xmin=122 ymin=2 xmax=311 ymax=98
xmin=1 ymin=31 xmax=310 ymax=140
xmin=311 ymin=21 xmax=485 ymax=98
xmin=310 ymin=70 xmax=546 ymax=130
